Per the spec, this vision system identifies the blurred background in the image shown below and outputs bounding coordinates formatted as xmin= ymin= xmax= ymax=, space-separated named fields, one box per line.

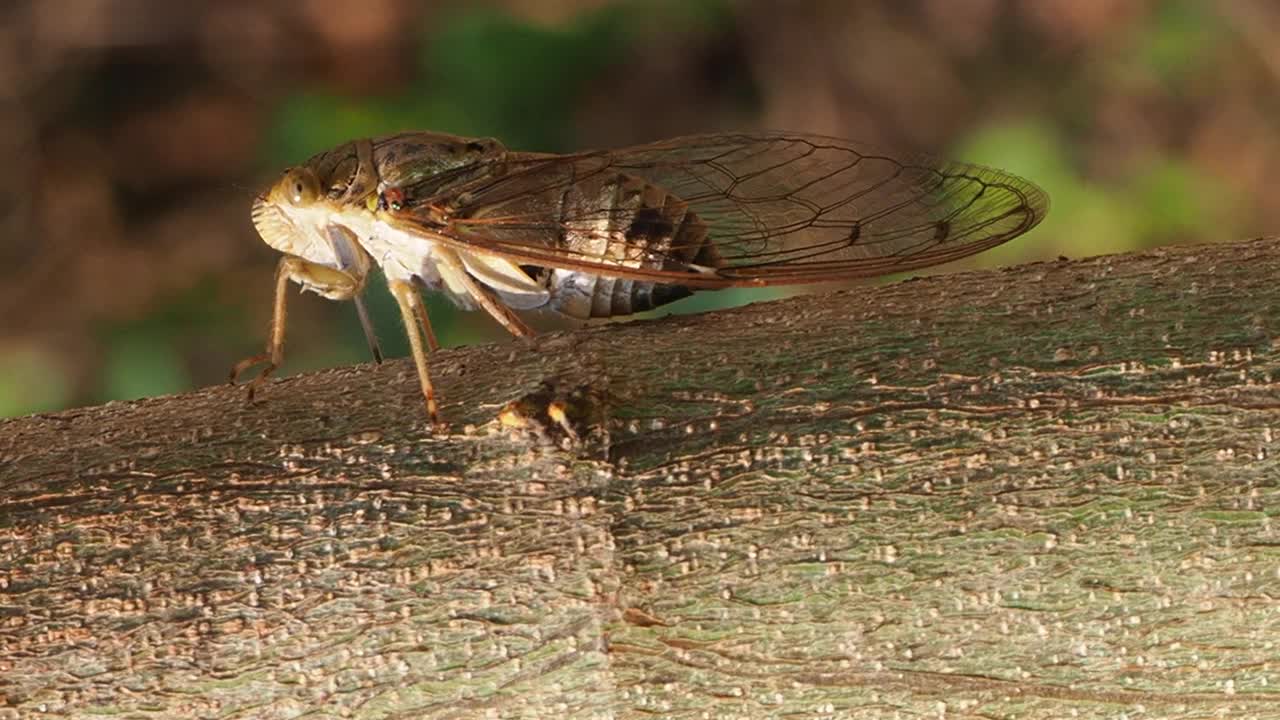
xmin=2 ymin=0 xmax=1277 ymax=417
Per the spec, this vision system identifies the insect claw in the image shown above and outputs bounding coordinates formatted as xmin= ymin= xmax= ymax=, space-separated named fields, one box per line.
xmin=229 ymin=353 xmax=269 ymax=385
xmin=426 ymin=410 xmax=448 ymax=433
xmin=229 ymin=353 xmax=278 ymax=407
xmin=244 ymin=363 xmax=277 ymax=404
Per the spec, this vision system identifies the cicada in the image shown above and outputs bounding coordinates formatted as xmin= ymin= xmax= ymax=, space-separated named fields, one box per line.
xmin=232 ymin=132 xmax=1048 ymax=426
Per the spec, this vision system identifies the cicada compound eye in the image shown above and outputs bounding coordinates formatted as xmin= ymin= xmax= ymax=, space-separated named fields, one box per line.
xmin=279 ymin=167 xmax=320 ymax=207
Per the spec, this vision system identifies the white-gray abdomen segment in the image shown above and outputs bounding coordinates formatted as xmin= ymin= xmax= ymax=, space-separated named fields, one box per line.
xmin=546 ymin=270 xmax=606 ymax=318
xmin=544 ymin=270 xmax=694 ymax=319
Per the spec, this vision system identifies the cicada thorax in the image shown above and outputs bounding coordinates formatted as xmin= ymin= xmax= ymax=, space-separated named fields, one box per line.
xmin=370 ymin=133 xmax=507 ymax=195
xmin=300 ymin=139 xmax=380 ymax=204
xmin=540 ymin=171 xmax=723 ymax=319
xmin=303 ymin=133 xmax=510 ymax=209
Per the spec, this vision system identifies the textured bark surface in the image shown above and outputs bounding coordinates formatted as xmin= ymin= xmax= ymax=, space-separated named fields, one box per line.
xmin=2 ymin=236 xmax=1279 ymax=719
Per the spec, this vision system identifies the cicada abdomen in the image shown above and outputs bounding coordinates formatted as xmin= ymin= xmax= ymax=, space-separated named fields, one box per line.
xmin=544 ymin=171 xmax=726 ymax=318
xmin=457 ymin=168 xmax=726 ymax=319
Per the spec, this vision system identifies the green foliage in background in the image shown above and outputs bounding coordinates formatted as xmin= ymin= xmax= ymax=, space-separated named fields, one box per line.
xmin=1135 ymin=0 xmax=1222 ymax=87
xmin=960 ymin=121 xmax=1233 ymax=265
xmin=3 ymin=0 xmax=1249 ymax=418
xmin=0 ymin=345 xmax=72 ymax=417
xmin=266 ymin=0 xmax=734 ymax=164
xmin=95 ymin=280 xmax=240 ymax=404
xmin=266 ymin=11 xmax=621 ymax=162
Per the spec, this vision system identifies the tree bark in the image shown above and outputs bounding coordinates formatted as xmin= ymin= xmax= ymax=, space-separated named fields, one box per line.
xmin=2 ymin=236 xmax=1279 ymax=719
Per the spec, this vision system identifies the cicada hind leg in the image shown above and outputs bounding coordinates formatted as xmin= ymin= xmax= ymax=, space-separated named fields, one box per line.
xmin=386 ymin=250 xmax=535 ymax=431
xmin=437 ymin=249 xmax=536 ymax=338
xmin=387 ymin=279 xmax=445 ymax=428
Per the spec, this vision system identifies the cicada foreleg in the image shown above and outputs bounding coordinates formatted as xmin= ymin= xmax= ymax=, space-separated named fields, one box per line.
xmin=230 ymin=255 xmax=364 ymax=402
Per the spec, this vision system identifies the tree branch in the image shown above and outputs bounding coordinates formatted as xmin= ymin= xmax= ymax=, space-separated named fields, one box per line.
xmin=3 ymin=237 xmax=1279 ymax=718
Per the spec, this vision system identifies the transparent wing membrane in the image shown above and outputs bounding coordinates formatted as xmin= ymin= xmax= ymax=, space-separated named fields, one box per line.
xmin=385 ymin=133 xmax=1048 ymax=287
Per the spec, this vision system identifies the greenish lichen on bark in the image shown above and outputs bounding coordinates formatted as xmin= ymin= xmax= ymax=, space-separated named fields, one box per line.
xmin=1 ymin=237 xmax=1279 ymax=719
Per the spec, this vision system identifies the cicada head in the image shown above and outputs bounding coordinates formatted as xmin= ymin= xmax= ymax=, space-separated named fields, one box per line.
xmin=251 ymin=164 xmax=348 ymax=265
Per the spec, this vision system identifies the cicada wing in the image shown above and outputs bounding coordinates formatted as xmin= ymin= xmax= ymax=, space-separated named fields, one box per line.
xmin=384 ymin=133 xmax=1049 ymax=288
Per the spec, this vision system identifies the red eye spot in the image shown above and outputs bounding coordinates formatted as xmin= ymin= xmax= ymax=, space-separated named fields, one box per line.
xmin=379 ymin=187 xmax=407 ymax=211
